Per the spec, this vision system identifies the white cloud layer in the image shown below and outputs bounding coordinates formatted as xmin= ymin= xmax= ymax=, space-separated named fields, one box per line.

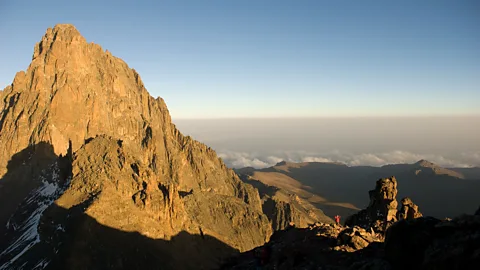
xmin=175 ymin=118 xmax=480 ymax=170
xmin=218 ymin=150 xmax=480 ymax=169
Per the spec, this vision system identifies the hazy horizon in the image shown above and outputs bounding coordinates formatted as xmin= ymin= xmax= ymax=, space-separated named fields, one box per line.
xmin=174 ymin=117 xmax=480 ymax=169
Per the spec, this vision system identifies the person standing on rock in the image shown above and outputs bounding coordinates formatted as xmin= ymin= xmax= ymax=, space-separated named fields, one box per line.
xmin=335 ymin=215 xmax=341 ymax=225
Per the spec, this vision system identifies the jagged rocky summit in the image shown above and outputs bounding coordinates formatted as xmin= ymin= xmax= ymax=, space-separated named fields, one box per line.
xmin=0 ymin=24 xmax=273 ymax=269
xmin=344 ymin=176 xmax=399 ymax=232
xmin=344 ymin=176 xmax=422 ymax=233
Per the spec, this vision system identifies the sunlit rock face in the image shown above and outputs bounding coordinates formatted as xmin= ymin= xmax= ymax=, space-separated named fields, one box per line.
xmin=0 ymin=24 xmax=271 ymax=269
xmin=397 ymin=197 xmax=422 ymax=220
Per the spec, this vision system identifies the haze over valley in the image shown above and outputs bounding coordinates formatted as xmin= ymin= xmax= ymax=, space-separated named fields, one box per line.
xmin=176 ymin=117 xmax=480 ymax=221
xmin=175 ymin=117 xmax=480 ymax=169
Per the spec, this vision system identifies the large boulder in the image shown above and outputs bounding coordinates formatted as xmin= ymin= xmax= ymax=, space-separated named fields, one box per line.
xmin=396 ymin=197 xmax=422 ymax=221
xmin=336 ymin=226 xmax=381 ymax=251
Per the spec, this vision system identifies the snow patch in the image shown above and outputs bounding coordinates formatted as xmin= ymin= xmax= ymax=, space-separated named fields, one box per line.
xmin=33 ymin=259 xmax=50 ymax=269
xmin=55 ymin=224 xmax=65 ymax=232
xmin=0 ymin=161 xmax=69 ymax=270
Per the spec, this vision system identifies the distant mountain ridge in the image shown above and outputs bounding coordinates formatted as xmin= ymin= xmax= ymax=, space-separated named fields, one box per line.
xmin=381 ymin=159 xmax=465 ymax=179
xmin=238 ymin=159 xmax=480 ymax=219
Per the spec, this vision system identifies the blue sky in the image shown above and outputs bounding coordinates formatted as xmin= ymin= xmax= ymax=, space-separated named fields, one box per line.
xmin=0 ymin=0 xmax=479 ymax=118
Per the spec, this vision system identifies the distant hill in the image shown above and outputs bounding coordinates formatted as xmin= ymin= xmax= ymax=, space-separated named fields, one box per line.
xmin=380 ymin=159 xmax=465 ymax=179
xmin=448 ymin=166 xmax=480 ymax=180
xmin=237 ymin=160 xmax=480 ymax=219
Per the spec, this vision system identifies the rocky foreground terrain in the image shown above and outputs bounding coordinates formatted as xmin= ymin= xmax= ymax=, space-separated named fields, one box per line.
xmin=223 ymin=177 xmax=480 ymax=270
xmin=238 ymin=160 xmax=480 ymax=219
xmin=0 ymin=24 xmax=479 ymax=270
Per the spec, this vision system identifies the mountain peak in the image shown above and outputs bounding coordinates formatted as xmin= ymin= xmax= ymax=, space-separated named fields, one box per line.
xmin=51 ymin=23 xmax=81 ymax=36
xmin=0 ymin=25 xmax=273 ymax=268
xmin=1 ymin=23 xmax=152 ymax=159
xmin=275 ymin=161 xmax=288 ymax=166
xmin=415 ymin=159 xmax=437 ymax=168
xmin=412 ymin=159 xmax=464 ymax=178
xmin=33 ymin=24 xmax=86 ymax=60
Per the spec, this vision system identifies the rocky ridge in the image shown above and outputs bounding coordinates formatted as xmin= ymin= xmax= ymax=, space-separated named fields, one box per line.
xmin=413 ymin=159 xmax=464 ymax=178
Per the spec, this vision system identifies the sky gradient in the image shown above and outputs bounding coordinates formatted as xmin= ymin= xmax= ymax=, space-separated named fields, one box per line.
xmin=0 ymin=0 xmax=479 ymax=118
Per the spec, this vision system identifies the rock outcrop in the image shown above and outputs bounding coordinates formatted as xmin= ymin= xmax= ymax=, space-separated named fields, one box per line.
xmin=336 ymin=226 xmax=382 ymax=251
xmin=223 ymin=208 xmax=480 ymax=270
xmin=345 ymin=177 xmax=398 ymax=232
xmin=0 ymin=24 xmax=271 ymax=269
xmin=397 ymin=197 xmax=422 ymax=220
xmin=222 ymin=222 xmax=389 ymax=270
xmin=263 ymin=199 xmax=298 ymax=231
xmin=239 ymin=174 xmax=333 ymax=231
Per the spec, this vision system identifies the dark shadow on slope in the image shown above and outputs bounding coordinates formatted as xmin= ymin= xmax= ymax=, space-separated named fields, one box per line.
xmin=0 ymin=93 xmax=20 ymax=132
xmin=264 ymin=162 xmax=480 ymax=219
xmin=239 ymin=173 xmax=333 ymax=226
xmin=0 ymin=141 xmax=73 ymax=258
xmin=3 ymin=199 xmax=240 ymax=270
xmin=0 ymin=143 xmax=240 ymax=270
xmin=0 ymin=142 xmax=65 ymax=245
xmin=449 ymin=167 xmax=480 ymax=180
xmin=275 ymin=163 xmax=373 ymax=208
xmin=241 ymin=177 xmax=279 ymax=198
xmin=222 ymin=213 xmax=480 ymax=270
xmin=238 ymin=164 xmax=366 ymax=219
xmin=221 ymin=226 xmax=387 ymax=270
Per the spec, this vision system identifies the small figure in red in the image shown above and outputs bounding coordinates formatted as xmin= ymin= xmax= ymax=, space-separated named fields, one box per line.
xmin=334 ymin=215 xmax=341 ymax=225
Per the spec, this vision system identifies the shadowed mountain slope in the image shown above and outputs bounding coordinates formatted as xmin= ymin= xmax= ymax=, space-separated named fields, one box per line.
xmin=240 ymin=160 xmax=480 ymax=219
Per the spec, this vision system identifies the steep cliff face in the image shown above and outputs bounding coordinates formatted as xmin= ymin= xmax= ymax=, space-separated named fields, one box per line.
xmin=237 ymin=171 xmax=333 ymax=232
xmin=0 ymin=24 xmax=271 ymax=269
xmin=0 ymin=24 xmax=254 ymax=199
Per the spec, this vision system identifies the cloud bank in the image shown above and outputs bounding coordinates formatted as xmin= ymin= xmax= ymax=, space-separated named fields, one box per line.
xmin=217 ymin=150 xmax=480 ymax=169
xmin=175 ymin=117 xmax=480 ymax=169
